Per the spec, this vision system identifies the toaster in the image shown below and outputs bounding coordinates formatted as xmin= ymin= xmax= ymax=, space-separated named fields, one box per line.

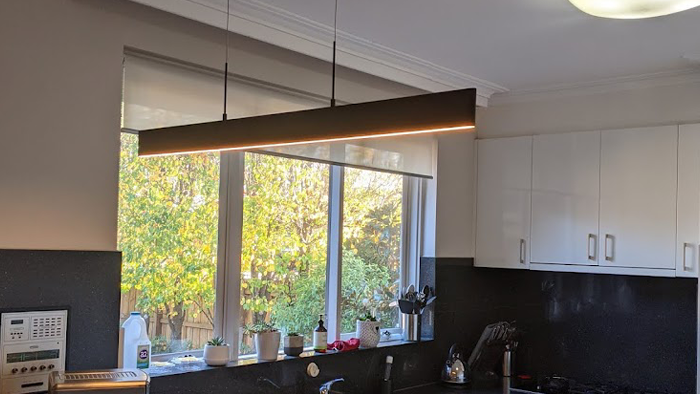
xmin=48 ymin=369 xmax=149 ymax=394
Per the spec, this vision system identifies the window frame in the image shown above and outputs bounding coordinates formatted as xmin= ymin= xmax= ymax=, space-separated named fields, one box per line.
xmin=127 ymin=145 xmax=424 ymax=362
xmin=332 ymin=166 xmax=420 ymax=341
xmin=120 ymin=120 xmax=424 ymax=363
xmin=119 ymin=54 xmax=427 ymax=362
xmin=222 ymin=158 xmax=423 ymax=358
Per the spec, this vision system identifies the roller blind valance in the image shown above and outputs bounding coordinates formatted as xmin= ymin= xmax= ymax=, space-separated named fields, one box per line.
xmin=122 ymin=54 xmax=436 ymax=178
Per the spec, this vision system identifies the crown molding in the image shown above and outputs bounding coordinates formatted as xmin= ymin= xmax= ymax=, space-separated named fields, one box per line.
xmin=128 ymin=0 xmax=508 ymax=106
xmin=490 ymin=67 xmax=700 ymax=106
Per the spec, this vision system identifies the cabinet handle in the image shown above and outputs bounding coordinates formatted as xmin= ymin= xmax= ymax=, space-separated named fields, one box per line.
xmin=519 ymin=239 xmax=526 ymax=265
xmin=587 ymin=234 xmax=596 ymax=261
xmin=683 ymin=243 xmax=693 ymax=271
xmin=604 ymin=234 xmax=614 ymax=262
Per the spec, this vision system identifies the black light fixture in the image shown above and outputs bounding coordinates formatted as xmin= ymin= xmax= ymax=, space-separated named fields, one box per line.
xmin=138 ymin=0 xmax=476 ymax=157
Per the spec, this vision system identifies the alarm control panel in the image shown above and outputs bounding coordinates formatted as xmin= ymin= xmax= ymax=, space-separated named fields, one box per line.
xmin=0 ymin=310 xmax=67 ymax=394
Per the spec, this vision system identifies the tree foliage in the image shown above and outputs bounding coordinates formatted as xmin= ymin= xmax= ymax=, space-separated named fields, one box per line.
xmin=118 ymin=133 xmax=219 ymax=343
xmin=240 ymin=153 xmax=329 ymax=345
xmin=118 ymin=133 xmax=403 ymax=353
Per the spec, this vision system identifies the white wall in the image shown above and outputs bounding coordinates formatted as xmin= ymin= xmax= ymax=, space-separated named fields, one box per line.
xmin=479 ymin=81 xmax=700 ymax=138
xmin=4 ymin=3 xmax=696 ymax=261
xmin=0 ymin=0 xmax=422 ymax=251
xmin=433 ymin=132 xmax=476 ymax=257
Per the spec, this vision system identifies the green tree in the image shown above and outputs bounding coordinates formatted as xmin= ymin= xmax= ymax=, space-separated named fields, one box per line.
xmin=118 ymin=134 xmax=403 ymax=353
xmin=341 ymin=168 xmax=403 ymax=332
xmin=240 ymin=153 xmax=329 ymax=348
xmin=118 ymin=133 xmax=219 ymax=343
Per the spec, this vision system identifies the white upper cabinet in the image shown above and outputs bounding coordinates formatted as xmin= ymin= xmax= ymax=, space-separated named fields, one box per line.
xmin=599 ymin=126 xmax=678 ymax=270
xmin=676 ymin=124 xmax=700 ymax=278
xmin=475 ymin=136 xmax=532 ymax=269
xmin=531 ymin=131 xmax=601 ymax=266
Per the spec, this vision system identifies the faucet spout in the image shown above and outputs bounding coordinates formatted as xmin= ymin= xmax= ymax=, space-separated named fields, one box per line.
xmin=319 ymin=378 xmax=345 ymax=394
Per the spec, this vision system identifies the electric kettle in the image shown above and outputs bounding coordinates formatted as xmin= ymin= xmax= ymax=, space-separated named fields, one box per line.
xmin=441 ymin=344 xmax=469 ymax=385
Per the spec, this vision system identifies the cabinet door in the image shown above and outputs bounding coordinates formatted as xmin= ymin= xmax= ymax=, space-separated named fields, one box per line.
xmin=677 ymin=124 xmax=700 ymax=277
xmin=475 ymin=136 xmax=532 ymax=269
xmin=531 ymin=131 xmax=600 ymax=265
xmin=599 ymin=126 xmax=677 ymax=269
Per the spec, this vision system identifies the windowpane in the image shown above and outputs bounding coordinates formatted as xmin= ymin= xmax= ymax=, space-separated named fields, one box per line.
xmin=239 ymin=153 xmax=329 ymax=355
xmin=341 ymin=168 xmax=403 ymax=334
xmin=118 ymin=133 xmax=220 ymax=355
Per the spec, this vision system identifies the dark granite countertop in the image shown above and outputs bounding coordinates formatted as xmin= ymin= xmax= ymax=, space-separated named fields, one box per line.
xmin=396 ymin=379 xmax=509 ymax=394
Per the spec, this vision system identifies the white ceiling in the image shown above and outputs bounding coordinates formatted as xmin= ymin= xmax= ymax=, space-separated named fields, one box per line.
xmin=131 ymin=0 xmax=700 ymax=98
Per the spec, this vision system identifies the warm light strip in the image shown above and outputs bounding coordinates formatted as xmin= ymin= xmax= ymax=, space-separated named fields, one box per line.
xmin=140 ymin=124 xmax=475 ymax=157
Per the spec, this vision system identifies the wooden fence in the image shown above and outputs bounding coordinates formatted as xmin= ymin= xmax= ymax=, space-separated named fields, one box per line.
xmin=120 ymin=289 xmax=214 ymax=351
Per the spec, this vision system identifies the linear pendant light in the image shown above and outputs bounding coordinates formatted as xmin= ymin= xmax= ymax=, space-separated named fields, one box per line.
xmin=138 ymin=0 xmax=476 ymax=158
xmin=138 ymin=88 xmax=476 ymax=157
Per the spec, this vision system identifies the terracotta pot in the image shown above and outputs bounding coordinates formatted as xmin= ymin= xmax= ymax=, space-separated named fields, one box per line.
xmin=283 ymin=335 xmax=304 ymax=357
xmin=356 ymin=320 xmax=380 ymax=348
xmin=203 ymin=344 xmax=230 ymax=366
xmin=255 ymin=331 xmax=281 ymax=361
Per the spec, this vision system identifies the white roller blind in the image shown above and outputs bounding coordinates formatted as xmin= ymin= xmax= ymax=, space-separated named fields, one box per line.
xmin=122 ymin=54 xmax=435 ymax=178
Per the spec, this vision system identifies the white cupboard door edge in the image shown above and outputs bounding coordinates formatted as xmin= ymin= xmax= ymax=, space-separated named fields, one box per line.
xmin=530 ymin=131 xmax=600 ymax=266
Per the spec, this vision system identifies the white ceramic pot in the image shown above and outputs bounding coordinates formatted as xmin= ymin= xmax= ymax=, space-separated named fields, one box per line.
xmin=283 ymin=335 xmax=304 ymax=357
xmin=356 ymin=320 xmax=380 ymax=348
xmin=203 ymin=344 xmax=230 ymax=366
xmin=255 ymin=331 xmax=281 ymax=361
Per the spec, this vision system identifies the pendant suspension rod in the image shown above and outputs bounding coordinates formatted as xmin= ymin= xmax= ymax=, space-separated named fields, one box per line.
xmin=223 ymin=0 xmax=230 ymax=120
xmin=331 ymin=0 xmax=338 ymax=107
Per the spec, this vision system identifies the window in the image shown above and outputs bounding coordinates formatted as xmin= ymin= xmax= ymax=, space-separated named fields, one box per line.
xmin=239 ymin=153 xmax=330 ymax=354
xmin=119 ymin=54 xmax=429 ymax=361
xmin=341 ymin=168 xmax=403 ymax=334
xmin=118 ymin=132 xmax=220 ymax=355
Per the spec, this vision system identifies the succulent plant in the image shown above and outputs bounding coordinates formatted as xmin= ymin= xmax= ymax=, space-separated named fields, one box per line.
xmin=206 ymin=336 xmax=228 ymax=346
xmin=286 ymin=332 xmax=300 ymax=337
xmin=243 ymin=322 xmax=279 ymax=335
xmin=358 ymin=312 xmax=377 ymax=322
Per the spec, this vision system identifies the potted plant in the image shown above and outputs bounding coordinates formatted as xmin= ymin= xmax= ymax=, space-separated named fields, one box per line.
xmin=283 ymin=331 xmax=304 ymax=357
xmin=356 ymin=313 xmax=380 ymax=348
xmin=245 ymin=322 xmax=281 ymax=361
xmin=203 ymin=336 xmax=230 ymax=366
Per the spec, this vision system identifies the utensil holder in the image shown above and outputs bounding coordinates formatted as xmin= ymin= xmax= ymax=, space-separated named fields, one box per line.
xmin=402 ymin=313 xmax=421 ymax=342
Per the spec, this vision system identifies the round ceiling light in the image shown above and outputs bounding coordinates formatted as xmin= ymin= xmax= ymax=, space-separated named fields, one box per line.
xmin=569 ymin=0 xmax=700 ymax=18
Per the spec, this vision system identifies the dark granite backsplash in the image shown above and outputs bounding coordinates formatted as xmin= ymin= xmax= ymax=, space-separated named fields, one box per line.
xmin=150 ymin=258 xmax=696 ymax=394
xmin=0 ymin=249 xmax=122 ymax=370
xmin=1 ymin=251 xmax=693 ymax=393
xmin=429 ymin=258 xmax=697 ymax=393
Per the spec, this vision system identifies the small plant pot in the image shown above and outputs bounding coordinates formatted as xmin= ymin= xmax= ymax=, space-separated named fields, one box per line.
xmin=283 ymin=335 xmax=304 ymax=357
xmin=356 ymin=320 xmax=380 ymax=348
xmin=203 ymin=344 xmax=230 ymax=366
xmin=255 ymin=331 xmax=281 ymax=361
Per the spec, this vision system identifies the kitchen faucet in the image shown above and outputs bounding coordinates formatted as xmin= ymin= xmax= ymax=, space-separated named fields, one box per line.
xmin=319 ymin=378 xmax=345 ymax=394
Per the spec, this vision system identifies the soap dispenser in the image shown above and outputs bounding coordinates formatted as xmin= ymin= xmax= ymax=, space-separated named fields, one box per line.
xmin=313 ymin=314 xmax=327 ymax=353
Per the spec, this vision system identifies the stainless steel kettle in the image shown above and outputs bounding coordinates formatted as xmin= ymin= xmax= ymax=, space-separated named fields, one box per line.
xmin=441 ymin=344 xmax=469 ymax=385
